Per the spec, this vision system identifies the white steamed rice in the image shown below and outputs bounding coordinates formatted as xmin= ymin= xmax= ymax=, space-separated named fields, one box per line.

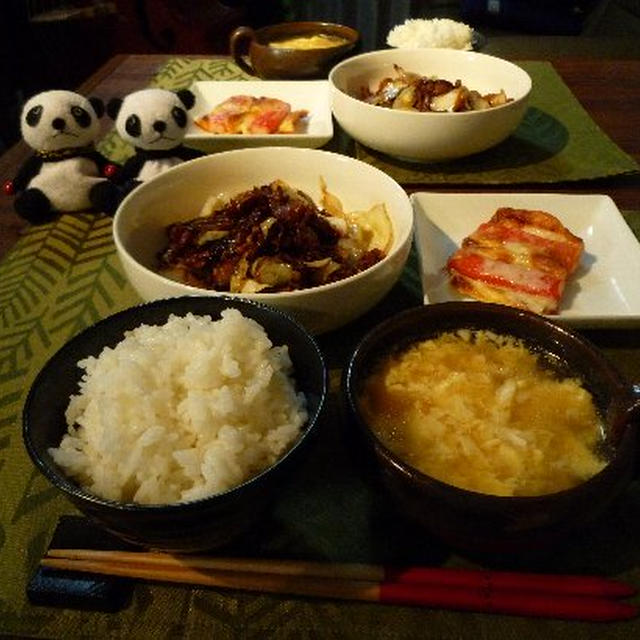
xmin=387 ymin=18 xmax=473 ymax=50
xmin=49 ymin=309 xmax=308 ymax=505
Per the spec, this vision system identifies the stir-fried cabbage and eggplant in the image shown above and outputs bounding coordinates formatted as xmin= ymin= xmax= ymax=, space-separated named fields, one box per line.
xmin=360 ymin=64 xmax=511 ymax=112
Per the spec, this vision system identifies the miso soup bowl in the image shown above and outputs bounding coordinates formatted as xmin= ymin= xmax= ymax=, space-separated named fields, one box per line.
xmin=343 ymin=302 xmax=640 ymax=554
xmin=230 ymin=21 xmax=359 ymax=79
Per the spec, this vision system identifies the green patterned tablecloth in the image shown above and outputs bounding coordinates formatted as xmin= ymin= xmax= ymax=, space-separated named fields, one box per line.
xmin=1 ymin=57 xmax=640 ymax=639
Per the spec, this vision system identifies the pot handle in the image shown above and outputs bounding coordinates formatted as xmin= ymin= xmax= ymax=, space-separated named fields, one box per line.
xmin=230 ymin=26 xmax=257 ymax=77
xmin=629 ymin=384 xmax=640 ymax=477
xmin=609 ymin=384 xmax=640 ymax=477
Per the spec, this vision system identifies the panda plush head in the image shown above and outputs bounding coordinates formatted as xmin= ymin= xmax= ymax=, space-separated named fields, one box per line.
xmin=85 ymin=87 xmax=202 ymax=215
xmin=108 ymin=88 xmax=196 ymax=152
xmin=20 ymin=89 xmax=104 ymax=153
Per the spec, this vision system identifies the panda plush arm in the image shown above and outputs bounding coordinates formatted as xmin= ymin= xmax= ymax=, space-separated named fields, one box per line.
xmin=12 ymin=155 xmax=44 ymax=192
xmin=88 ymin=149 xmax=115 ymax=174
xmin=117 ymin=144 xmax=201 ymax=183
xmin=118 ymin=152 xmax=151 ymax=183
xmin=174 ymin=146 xmax=203 ymax=162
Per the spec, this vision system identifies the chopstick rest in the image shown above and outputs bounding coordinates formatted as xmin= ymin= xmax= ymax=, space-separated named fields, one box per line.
xmin=28 ymin=516 xmax=135 ymax=612
xmin=41 ymin=549 xmax=638 ymax=621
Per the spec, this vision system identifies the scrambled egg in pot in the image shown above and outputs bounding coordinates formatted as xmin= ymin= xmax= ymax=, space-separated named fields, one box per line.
xmin=359 ymin=329 xmax=606 ymax=496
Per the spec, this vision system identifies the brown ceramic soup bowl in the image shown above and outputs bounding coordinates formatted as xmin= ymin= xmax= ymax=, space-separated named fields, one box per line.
xmin=343 ymin=302 xmax=640 ymax=555
xmin=230 ymin=21 xmax=359 ymax=79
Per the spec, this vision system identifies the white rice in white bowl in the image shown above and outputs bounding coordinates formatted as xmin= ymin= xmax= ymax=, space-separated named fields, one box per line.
xmin=387 ymin=18 xmax=473 ymax=50
xmin=49 ymin=309 xmax=308 ymax=505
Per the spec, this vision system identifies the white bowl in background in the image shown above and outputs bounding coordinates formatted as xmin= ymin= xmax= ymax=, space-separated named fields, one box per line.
xmin=112 ymin=147 xmax=414 ymax=334
xmin=329 ymin=48 xmax=531 ymax=162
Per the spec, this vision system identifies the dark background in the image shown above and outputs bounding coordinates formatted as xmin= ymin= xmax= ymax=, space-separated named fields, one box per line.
xmin=1 ymin=0 xmax=638 ymax=152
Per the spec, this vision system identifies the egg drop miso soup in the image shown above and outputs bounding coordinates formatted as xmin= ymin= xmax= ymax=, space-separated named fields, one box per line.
xmin=358 ymin=329 xmax=606 ymax=496
xmin=269 ymin=34 xmax=349 ymax=50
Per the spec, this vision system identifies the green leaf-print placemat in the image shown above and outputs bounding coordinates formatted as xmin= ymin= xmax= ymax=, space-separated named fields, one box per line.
xmin=354 ymin=60 xmax=639 ymax=184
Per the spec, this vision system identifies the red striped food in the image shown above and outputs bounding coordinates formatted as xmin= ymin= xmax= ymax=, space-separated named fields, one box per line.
xmin=446 ymin=208 xmax=584 ymax=314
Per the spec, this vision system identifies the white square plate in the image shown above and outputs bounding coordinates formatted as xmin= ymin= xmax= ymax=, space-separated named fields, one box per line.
xmin=185 ymin=80 xmax=333 ymax=153
xmin=412 ymin=192 xmax=640 ymax=328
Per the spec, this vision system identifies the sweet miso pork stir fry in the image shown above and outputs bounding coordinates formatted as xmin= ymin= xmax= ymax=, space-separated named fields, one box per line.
xmin=158 ymin=179 xmax=392 ymax=293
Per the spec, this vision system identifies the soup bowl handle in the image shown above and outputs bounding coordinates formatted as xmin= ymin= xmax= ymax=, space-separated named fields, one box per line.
xmin=230 ymin=26 xmax=257 ymax=77
xmin=627 ymin=383 xmax=640 ymax=477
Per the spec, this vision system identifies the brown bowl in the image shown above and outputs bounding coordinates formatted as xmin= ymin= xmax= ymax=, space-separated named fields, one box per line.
xmin=230 ymin=21 xmax=359 ymax=79
xmin=343 ymin=302 xmax=640 ymax=555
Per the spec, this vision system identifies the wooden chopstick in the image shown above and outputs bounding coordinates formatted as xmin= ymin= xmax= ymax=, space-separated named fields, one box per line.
xmin=41 ymin=550 xmax=638 ymax=622
xmin=45 ymin=549 xmax=635 ymax=598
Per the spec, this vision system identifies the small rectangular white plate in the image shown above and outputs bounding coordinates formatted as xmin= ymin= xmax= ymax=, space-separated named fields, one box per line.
xmin=185 ymin=80 xmax=333 ymax=153
xmin=412 ymin=192 xmax=640 ymax=328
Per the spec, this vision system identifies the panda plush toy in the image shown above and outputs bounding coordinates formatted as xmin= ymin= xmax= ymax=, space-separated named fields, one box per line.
xmin=90 ymin=87 xmax=203 ymax=215
xmin=4 ymin=89 xmax=115 ymax=224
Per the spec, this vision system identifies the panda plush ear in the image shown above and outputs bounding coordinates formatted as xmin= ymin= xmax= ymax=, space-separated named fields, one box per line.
xmin=176 ymin=89 xmax=196 ymax=111
xmin=106 ymin=97 xmax=123 ymax=120
xmin=89 ymin=97 xmax=105 ymax=118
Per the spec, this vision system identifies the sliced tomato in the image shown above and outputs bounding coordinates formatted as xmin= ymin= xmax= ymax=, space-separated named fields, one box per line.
xmin=244 ymin=98 xmax=290 ymax=134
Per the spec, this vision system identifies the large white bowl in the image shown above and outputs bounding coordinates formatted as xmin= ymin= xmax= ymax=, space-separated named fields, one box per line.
xmin=112 ymin=147 xmax=414 ymax=334
xmin=329 ymin=48 xmax=532 ymax=162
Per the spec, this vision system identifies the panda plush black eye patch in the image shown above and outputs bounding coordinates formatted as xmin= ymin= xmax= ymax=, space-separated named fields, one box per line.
xmin=71 ymin=106 xmax=92 ymax=128
xmin=25 ymin=105 xmax=43 ymax=127
xmin=125 ymin=114 xmax=141 ymax=137
xmin=172 ymin=107 xmax=187 ymax=128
